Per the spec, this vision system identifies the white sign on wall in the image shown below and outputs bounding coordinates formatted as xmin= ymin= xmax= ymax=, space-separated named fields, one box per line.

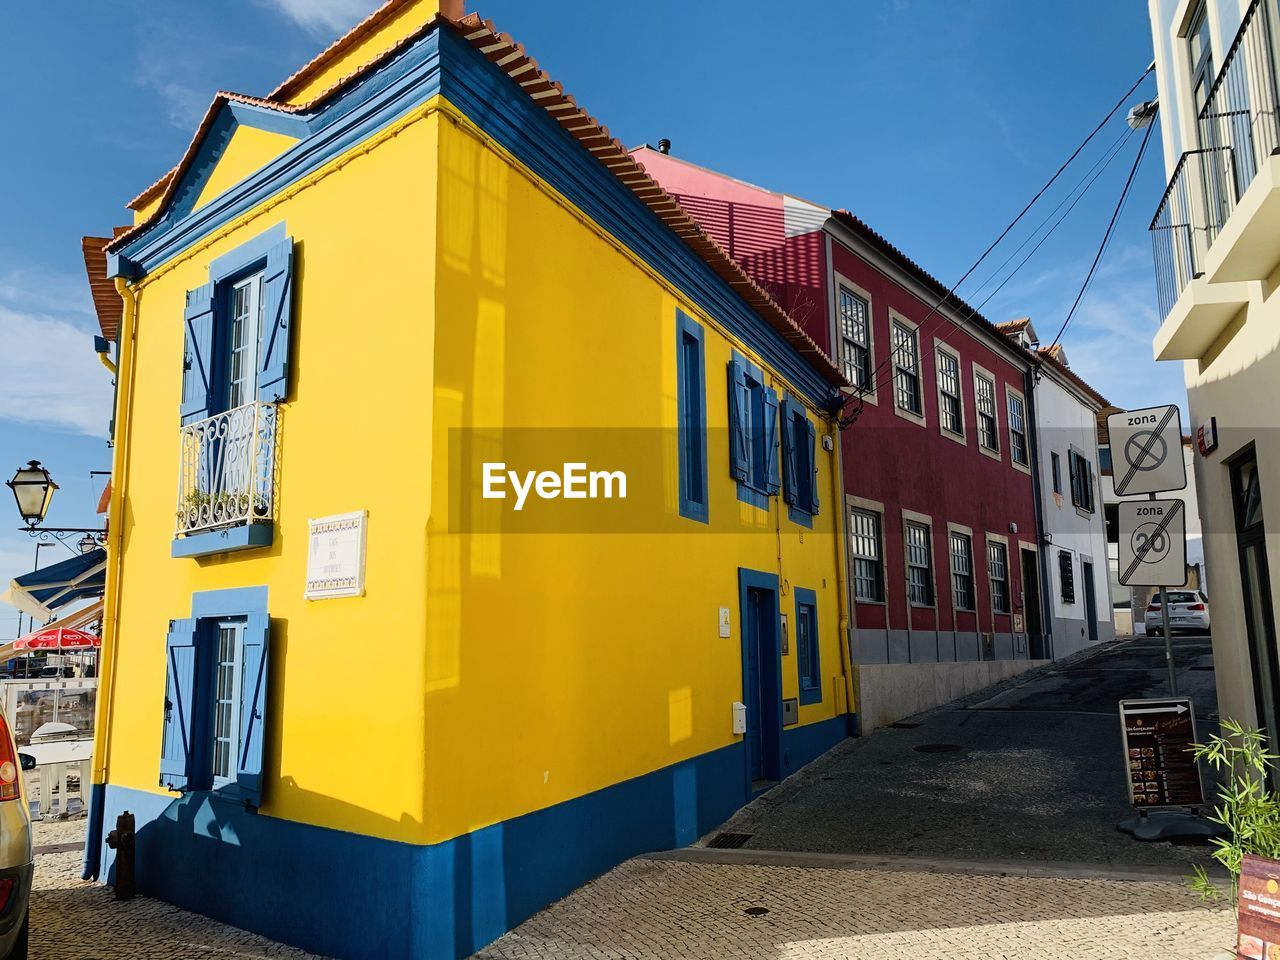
xmin=305 ymin=510 xmax=368 ymax=600
xmin=1107 ymin=405 xmax=1187 ymax=496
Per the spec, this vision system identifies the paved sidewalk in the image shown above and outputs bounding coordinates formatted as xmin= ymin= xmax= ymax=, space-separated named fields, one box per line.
xmin=713 ymin=636 xmax=1221 ymax=869
xmin=477 ymin=857 xmax=1232 ymax=959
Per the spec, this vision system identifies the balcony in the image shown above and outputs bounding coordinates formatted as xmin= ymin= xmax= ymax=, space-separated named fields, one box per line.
xmin=173 ymin=401 xmax=278 ymax=557
xmin=1149 ymin=0 xmax=1280 ymax=356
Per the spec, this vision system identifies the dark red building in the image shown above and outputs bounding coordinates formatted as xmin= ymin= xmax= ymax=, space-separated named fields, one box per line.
xmin=636 ymin=146 xmax=1042 ymax=728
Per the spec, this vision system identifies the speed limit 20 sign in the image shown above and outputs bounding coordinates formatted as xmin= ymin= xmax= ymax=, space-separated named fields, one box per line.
xmin=1117 ymin=500 xmax=1188 ymax=587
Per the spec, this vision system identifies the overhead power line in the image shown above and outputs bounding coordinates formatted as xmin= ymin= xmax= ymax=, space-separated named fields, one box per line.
xmin=838 ymin=62 xmax=1155 ymax=428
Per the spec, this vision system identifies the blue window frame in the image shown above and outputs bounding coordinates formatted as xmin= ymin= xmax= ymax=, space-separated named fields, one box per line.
xmin=677 ymin=311 xmax=708 ymax=523
xmin=780 ymin=395 xmax=820 ymax=526
xmin=728 ymin=352 xmax=779 ymax=509
xmin=160 ymin=587 xmax=271 ymax=807
xmin=794 ymin=587 xmax=821 ymax=705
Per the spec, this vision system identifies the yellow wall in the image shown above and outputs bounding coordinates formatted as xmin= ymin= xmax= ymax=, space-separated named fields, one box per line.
xmin=103 ymin=95 xmax=847 ymax=851
xmin=104 ymin=107 xmax=441 ymax=844
xmin=423 ymin=109 xmax=847 ymax=844
xmin=278 ymin=0 xmax=446 ymax=105
xmin=193 ymin=125 xmax=300 ymax=212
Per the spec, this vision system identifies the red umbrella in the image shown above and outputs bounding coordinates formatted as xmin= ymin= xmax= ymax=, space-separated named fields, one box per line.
xmin=13 ymin=627 xmax=100 ymax=651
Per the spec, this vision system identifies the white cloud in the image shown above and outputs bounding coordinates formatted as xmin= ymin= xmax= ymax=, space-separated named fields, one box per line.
xmin=0 ymin=306 xmax=114 ymax=438
xmin=260 ymin=0 xmax=380 ymax=35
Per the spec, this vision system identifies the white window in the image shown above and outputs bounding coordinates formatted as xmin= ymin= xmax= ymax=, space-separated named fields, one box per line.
xmin=211 ymin=619 xmax=245 ymax=787
xmin=838 ymin=287 xmax=872 ymax=391
xmin=892 ymin=321 xmax=922 ymax=415
xmin=850 ymin=508 xmax=884 ymax=602
xmin=1008 ymin=392 xmax=1028 ymax=465
xmin=937 ymin=349 xmax=963 ymax=436
xmin=227 ymin=272 xmax=265 ymax=410
xmin=950 ymin=531 xmax=974 ymax=610
xmin=906 ymin=521 xmax=933 ymax=605
xmin=988 ymin=540 xmax=1010 ymax=613
xmin=976 ymin=373 xmax=999 ymax=452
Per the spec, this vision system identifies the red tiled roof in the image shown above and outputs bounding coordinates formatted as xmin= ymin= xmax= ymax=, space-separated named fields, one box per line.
xmin=997 ymin=317 xmax=1031 ymax=333
xmin=81 ymin=236 xmax=123 ymax=340
xmin=109 ymin=5 xmax=847 ymax=390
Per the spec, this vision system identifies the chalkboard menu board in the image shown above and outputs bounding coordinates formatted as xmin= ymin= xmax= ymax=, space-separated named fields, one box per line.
xmin=1119 ymin=697 xmax=1203 ymax=808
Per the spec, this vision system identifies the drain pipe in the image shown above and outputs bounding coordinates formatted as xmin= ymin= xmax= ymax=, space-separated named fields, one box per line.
xmin=84 ymin=277 xmax=140 ymax=881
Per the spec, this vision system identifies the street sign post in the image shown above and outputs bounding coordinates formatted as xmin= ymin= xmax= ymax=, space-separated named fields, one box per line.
xmin=1116 ymin=500 xmax=1188 ymax=588
xmin=1107 ymin=405 xmax=1187 ymax=497
xmin=1119 ymin=697 xmax=1203 ymax=808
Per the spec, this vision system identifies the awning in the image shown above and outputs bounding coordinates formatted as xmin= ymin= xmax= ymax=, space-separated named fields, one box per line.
xmin=1 ymin=548 xmax=106 ymax=621
xmin=0 ymin=601 xmax=103 ymax=664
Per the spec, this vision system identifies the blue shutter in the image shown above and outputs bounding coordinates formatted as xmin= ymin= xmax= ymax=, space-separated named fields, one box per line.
xmin=180 ymin=284 xmax=215 ymax=424
xmin=806 ymin=418 xmax=820 ymax=514
xmin=236 ymin=612 xmax=271 ymax=808
xmin=160 ymin=618 xmax=199 ymax=791
xmin=727 ymin=359 xmax=750 ymax=482
xmin=779 ymin=401 xmax=797 ymax=505
xmin=762 ymin=387 xmax=781 ymax=496
xmin=257 ymin=238 xmax=295 ymax=403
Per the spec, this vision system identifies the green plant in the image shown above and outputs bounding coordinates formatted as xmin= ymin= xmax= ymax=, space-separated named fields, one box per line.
xmin=1189 ymin=718 xmax=1280 ymax=905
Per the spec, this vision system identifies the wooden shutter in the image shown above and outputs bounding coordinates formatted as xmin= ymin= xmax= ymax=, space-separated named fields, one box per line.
xmin=236 ymin=613 xmax=271 ymax=808
xmin=762 ymin=387 xmax=780 ymax=496
xmin=727 ymin=360 xmax=750 ymax=482
xmin=779 ymin=399 xmax=797 ymax=504
xmin=180 ymin=284 xmax=215 ymax=424
xmin=257 ymin=238 xmax=295 ymax=403
xmin=160 ymin=619 xmax=199 ymax=791
xmin=806 ymin=418 xmax=819 ymax=513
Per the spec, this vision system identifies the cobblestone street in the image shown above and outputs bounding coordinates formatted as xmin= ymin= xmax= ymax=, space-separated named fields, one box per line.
xmin=478 ymin=857 xmax=1232 ymax=960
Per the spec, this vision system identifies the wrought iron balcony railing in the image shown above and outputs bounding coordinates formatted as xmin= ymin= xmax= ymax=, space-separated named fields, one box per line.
xmin=175 ymin=401 xmax=278 ymax=538
xmin=1150 ymin=0 xmax=1280 ymax=317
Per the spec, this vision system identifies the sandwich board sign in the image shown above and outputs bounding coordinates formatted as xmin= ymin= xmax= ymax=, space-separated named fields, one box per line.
xmin=1119 ymin=697 xmax=1203 ymax=807
xmin=1117 ymin=499 xmax=1187 ymax=587
xmin=1107 ymin=405 xmax=1187 ymax=496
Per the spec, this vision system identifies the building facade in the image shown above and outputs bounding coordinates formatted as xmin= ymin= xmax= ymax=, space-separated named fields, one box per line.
xmin=1145 ymin=0 xmax=1275 ymax=731
xmin=82 ymin=4 xmax=853 ymax=958
xmin=634 ymin=148 xmax=1044 ymax=732
xmin=1000 ymin=322 xmax=1115 ymax=657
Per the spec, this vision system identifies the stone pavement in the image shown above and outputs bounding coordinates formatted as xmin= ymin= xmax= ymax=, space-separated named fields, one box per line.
xmin=713 ymin=635 xmax=1221 ymax=869
xmin=477 ymin=856 xmax=1232 ymax=959
xmin=29 ymin=819 xmax=323 ymax=959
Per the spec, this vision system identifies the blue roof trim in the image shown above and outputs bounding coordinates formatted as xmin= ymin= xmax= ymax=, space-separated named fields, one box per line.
xmin=113 ymin=24 xmax=837 ymax=406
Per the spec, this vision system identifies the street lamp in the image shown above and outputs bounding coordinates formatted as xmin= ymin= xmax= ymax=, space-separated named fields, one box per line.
xmin=6 ymin=461 xmax=57 ymax=528
xmin=77 ymin=534 xmax=98 ymax=555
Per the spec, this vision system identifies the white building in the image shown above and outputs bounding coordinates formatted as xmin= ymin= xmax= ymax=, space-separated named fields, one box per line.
xmin=1001 ymin=320 xmax=1115 ymax=657
xmin=1145 ymin=0 xmax=1278 ymax=732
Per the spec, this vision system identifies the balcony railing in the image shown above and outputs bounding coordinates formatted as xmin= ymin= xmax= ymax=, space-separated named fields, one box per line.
xmin=175 ymin=401 xmax=278 ymax=537
xmin=1149 ymin=148 xmax=1233 ymax=317
xmin=1150 ymin=0 xmax=1280 ymax=315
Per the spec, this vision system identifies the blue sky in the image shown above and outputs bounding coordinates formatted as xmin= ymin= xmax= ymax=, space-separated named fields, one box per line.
xmin=0 ymin=0 xmax=1171 ymax=635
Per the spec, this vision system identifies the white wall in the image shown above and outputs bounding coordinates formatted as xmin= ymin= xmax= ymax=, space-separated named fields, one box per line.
xmin=1034 ymin=370 xmax=1114 ymax=655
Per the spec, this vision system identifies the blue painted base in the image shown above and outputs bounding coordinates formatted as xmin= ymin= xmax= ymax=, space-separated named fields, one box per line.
xmin=90 ymin=717 xmax=848 ymax=960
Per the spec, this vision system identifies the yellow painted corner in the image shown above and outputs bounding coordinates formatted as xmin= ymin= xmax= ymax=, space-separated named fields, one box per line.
xmin=193 ymin=125 xmax=301 ymax=213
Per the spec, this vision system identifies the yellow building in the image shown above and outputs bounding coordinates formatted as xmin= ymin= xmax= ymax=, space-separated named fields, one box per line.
xmin=83 ymin=3 xmax=852 ymax=957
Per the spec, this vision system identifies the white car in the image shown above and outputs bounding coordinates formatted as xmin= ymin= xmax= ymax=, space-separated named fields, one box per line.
xmin=1144 ymin=590 xmax=1211 ymax=635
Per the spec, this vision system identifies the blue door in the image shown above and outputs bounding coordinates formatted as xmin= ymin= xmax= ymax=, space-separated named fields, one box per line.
xmin=739 ymin=569 xmax=782 ymax=790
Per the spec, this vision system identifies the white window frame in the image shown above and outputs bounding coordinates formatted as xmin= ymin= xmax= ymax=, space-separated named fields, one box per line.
xmin=834 ymin=275 xmax=877 ymax=404
xmin=1005 ymin=384 xmax=1030 ymax=474
xmin=848 ymin=500 xmax=886 ymax=604
xmin=902 ymin=510 xmax=936 ymax=608
xmin=972 ymin=363 xmax=1001 ymax=461
xmin=933 ymin=340 xmax=965 ymax=445
xmin=211 ymin=618 xmax=245 ymax=789
xmin=986 ymin=534 xmax=1011 ymax=615
xmin=947 ymin=523 xmax=976 ymax=612
xmin=890 ymin=312 xmax=926 ymax=427
xmin=227 ymin=271 xmax=265 ymax=411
